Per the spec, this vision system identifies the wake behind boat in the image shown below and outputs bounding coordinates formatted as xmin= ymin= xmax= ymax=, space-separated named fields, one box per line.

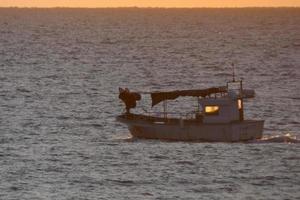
xmin=117 ymin=78 xmax=264 ymax=142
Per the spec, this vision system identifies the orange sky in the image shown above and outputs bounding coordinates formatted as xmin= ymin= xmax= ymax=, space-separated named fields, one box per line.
xmin=0 ymin=0 xmax=300 ymax=8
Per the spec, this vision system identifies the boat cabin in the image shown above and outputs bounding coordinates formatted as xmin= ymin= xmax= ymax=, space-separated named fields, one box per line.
xmin=199 ymin=93 xmax=243 ymax=124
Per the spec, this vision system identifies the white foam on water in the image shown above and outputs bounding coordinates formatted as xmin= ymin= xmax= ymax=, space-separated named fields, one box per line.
xmin=251 ymin=133 xmax=300 ymax=144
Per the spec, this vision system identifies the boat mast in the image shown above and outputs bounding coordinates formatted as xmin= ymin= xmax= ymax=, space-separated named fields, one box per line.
xmin=239 ymin=78 xmax=244 ymax=121
xmin=229 ymin=63 xmax=244 ymax=121
xmin=232 ymin=63 xmax=235 ymax=82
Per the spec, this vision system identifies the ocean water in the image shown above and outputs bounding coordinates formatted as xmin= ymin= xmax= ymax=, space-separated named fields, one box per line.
xmin=0 ymin=8 xmax=299 ymax=199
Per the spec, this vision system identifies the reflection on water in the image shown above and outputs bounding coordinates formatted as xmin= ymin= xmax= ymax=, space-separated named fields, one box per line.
xmin=0 ymin=8 xmax=299 ymax=200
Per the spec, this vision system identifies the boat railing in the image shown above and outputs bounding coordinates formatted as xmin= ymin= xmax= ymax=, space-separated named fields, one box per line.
xmin=144 ymin=111 xmax=200 ymax=120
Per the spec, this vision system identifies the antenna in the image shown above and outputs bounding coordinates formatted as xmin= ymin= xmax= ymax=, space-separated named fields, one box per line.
xmin=232 ymin=63 xmax=235 ymax=82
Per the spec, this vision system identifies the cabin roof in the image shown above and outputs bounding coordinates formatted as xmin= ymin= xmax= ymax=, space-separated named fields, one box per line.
xmin=150 ymin=87 xmax=227 ymax=107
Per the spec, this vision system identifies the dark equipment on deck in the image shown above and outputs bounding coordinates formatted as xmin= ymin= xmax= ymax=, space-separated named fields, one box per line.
xmin=119 ymin=88 xmax=141 ymax=113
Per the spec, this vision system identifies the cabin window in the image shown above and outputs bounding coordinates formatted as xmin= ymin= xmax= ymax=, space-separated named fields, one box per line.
xmin=238 ymin=99 xmax=242 ymax=109
xmin=205 ymin=105 xmax=219 ymax=115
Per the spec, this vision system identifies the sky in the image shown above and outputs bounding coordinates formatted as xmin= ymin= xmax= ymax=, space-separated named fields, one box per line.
xmin=0 ymin=0 xmax=300 ymax=8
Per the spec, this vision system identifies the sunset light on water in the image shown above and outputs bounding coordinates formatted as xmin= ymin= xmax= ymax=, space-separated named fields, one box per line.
xmin=0 ymin=0 xmax=299 ymax=199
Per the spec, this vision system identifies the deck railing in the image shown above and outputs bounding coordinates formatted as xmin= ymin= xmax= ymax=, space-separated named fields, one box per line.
xmin=144 ymin=110 xmax=200 ymax=120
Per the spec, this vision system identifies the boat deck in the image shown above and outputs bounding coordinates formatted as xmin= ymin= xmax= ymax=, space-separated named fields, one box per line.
xmin=117 ymin=113 xmax=261 ymax=126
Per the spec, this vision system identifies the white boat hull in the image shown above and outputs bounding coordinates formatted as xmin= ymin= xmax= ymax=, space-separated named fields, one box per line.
xmin=117 ymin=115 xmax=264 ymax=142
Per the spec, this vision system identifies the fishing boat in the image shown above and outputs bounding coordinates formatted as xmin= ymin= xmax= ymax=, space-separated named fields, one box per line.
xmin=117 ymin=78 xmax=264 ymax=142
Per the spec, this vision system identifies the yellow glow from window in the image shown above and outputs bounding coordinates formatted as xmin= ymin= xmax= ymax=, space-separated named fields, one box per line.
xmin=238 ymin=99 xmax=242 ymax=109
xmin=205 ymin=106 xmax=219 ymax=114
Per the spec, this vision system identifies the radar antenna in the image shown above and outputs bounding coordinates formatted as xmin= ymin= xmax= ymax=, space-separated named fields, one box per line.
xmin=232 ymin=63 xmax=235 ymax=82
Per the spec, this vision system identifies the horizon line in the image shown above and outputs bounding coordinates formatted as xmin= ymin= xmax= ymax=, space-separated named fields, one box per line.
xmin=0 ymin=6 xmax=300 ymax=9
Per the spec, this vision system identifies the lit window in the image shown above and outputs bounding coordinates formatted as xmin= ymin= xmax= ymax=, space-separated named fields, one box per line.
xmin=238 ymin=99 xmax=242 ymax=109
xmin=205 ymin=106 xmax=219 ymax=115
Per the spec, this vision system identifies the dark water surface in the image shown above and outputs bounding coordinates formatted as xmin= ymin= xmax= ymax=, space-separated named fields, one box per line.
xmin=0 ymin=8 xmax=299 ymax=199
